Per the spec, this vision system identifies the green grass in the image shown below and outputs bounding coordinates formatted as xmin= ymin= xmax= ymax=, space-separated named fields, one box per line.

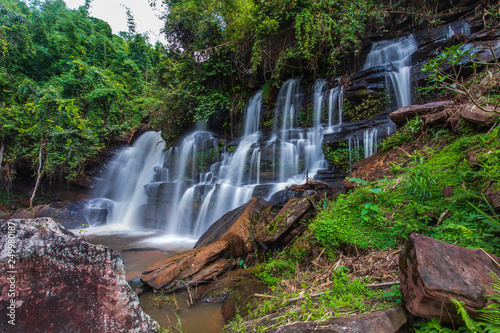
xmin=311 ymin=130 xmax=500 ymax=255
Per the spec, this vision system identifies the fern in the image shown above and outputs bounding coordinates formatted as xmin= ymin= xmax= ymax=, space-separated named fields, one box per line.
xmin=478 ymin=273 xmax=500 ymax=326
xmin=451 ymin=299 xmax=479 ymax=331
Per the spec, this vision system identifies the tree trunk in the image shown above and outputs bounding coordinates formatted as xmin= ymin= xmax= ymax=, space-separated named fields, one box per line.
xmin=30 ymin=141 xmax=44 ymax=208
xmin=0 ymin=141 xmax=4 ymax=172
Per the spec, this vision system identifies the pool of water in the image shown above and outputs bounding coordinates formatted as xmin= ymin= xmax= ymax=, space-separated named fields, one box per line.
xmin=84 ymin=226 xmax=225 ymax=333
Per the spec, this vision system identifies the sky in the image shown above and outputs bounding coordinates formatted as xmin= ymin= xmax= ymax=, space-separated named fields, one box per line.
xmin=63 ymin=0 xmax=167 ymax=44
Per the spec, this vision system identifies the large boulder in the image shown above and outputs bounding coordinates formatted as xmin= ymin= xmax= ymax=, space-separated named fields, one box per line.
xmin=0 ymin=218 xmax=158 ymax=332
xmin=141 ymin=241 xmax=229 ymax=290
xmin=460 ymin=103 xmax=497 ymax=126
xmin=399 ymin=233 xmax=500 ymax=322
xmin=194 ymin=197 xmax=268 ymax=257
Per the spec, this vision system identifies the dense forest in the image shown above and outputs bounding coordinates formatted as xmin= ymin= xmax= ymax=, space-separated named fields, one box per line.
xmin=0 ymin=0 xmax=165 ymax=199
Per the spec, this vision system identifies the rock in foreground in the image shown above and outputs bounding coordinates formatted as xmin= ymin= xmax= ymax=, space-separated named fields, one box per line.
xmin=399 ymin=233 xmax=500 ymax=322
xmin=0 ymin=218 xmax=158 ymax=333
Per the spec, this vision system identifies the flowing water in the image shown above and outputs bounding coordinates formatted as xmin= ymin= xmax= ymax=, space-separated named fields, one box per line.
xmin=84 ymin=229 xmax=224 ymax=333
xmin=362 ymin=34 xmax=418 ymax=108
xmin=83 ymin=78 xmax=347 ymax=237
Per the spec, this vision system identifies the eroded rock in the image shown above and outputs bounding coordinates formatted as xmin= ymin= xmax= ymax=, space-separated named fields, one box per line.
xmin=141 ymin=240 xmax=229 ymax=290
xmin=399 ymin=233 xmax=500 ymax=322
xmin=460 ymin=103 xmax=497 ymax=126
xmin=0 ymin=218 xmax=158 ymax=333
xmin=195 ymin=197 xmax=268 ymax=257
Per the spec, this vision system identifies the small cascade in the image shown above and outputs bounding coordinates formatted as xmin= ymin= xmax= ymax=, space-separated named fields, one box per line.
xmin=243 ymin=91 xmax=262 ymax=136
xmin=363 ymin=35 xmax=418 ymax=108
xmin=327 ymin=84 xmax=343 ymax=128
xmin=346 ymin=122 xmax=397 ymax=164
xmin=446 ymin=20 xmax=471 ymax=39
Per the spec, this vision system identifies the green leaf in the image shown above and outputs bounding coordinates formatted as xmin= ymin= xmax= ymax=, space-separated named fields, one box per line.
xmin=348 ymin=177 xmax=367 ymax=185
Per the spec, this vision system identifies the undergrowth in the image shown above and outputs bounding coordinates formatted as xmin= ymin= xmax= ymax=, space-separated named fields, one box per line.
xmin=312 ymin=130 xmax=500 ymax=255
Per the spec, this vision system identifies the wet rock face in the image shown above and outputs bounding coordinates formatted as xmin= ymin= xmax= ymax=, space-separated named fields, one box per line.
xmin=399 ymin=233 xmax=500 ymax=322
xmin=0 ymin=218 xmax=158 ymax=333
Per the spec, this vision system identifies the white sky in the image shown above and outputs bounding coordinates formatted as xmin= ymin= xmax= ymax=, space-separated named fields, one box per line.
xmin=63 ymin=0 xmax=167 ymax=44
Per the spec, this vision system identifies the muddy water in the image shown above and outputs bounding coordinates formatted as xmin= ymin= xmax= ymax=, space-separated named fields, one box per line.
xmin=84 ymin=227 xmax=225 ymax=333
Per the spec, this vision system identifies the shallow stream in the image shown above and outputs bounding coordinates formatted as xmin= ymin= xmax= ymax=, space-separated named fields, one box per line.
xmin=84 ymin=227 xmax=225 ymax=333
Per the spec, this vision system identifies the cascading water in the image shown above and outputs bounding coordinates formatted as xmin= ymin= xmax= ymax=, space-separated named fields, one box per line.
xmin=445 ymin=20 xmax=471 ymax=39
xmin=84 ymin=131 xmax=166 ymax=228
xmin=327 ymin=83 xmax=343 ymax=129
xmin=362 ymin=34 xmax=418 ymax=108
xmin=85 ymin=78 xmax=347 ymax=236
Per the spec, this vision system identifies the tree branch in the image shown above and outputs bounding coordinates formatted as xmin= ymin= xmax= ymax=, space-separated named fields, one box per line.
xmin=30 ymin=140 xmax=44 ymax=208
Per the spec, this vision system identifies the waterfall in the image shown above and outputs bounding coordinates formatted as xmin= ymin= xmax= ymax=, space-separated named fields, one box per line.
xmin=84 ymin=131 xmax=166 ymax=228
xmin=243 ymin=91 xmax=262 ymax=136
xmin=84 ymin=78 xmax=364 ymax=237
xmin=328 ymin=84 xmax=343 ymax=128
xmin=363 ymin=35 xmax=418 ymax=108
xmin=446 ymin=20 xmax=471 ymax=39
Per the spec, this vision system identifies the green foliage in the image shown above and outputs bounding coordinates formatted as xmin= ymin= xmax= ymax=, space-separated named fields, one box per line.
xmin=255 ymin=258 xmax=296 ymax=287
xmin=232 ymin=265 xmax=395 ymax=332
xmin=479 ymin=273 xmax=500 ymax=327
xmin=311 ymin=188 xmax=392 ymax=251
xmin=323 ymin=142 xmax=364 ymax=173
xmin=0 ymin=0 xmax=159 ymax=192
xmin=380 ymin=116 xmax=424 ymax=151
xmin=342 ymin=92 xmax=389 ymax=121
xmin=312 ymin=131 xmax=500 ymax=254
xmin=413 ymin=317 xmax=469 ymax=333
xmin=405 ymin=165 xmax=436 ymax=202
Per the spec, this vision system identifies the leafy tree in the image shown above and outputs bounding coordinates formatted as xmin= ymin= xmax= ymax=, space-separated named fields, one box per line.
xmin=0 ymin=0 xmax=160 ymax=202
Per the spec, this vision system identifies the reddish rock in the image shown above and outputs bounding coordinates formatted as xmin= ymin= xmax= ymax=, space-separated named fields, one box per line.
xmin=141 ymin=241 xmax=229 ymax=290
xmin=399 ymin=234 xmax=500 ymax=322
xmin=195 ymin=197 xmax=268 ymax=257
xmin=255 ymin=197 xmax=313 ymax=245
xmin=389 ymin=101 xmax=454 ymax=127
xmin=460 ymin=104 xmax=497 ymax=126
xmin=190 ymin=258 xmax=230 ymax=283
xmin=0 ymin=218 xmax=158 ymax=333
